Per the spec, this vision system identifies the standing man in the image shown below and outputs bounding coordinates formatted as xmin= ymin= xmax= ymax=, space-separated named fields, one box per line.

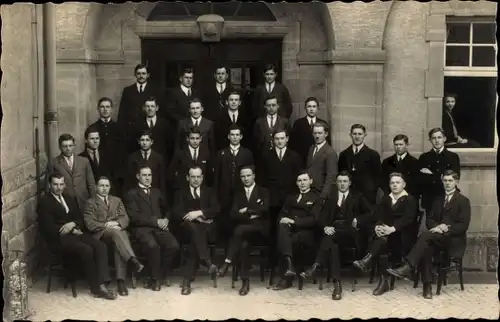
xmin=175 ymin=98 xmax=215 ymax=154
xmin=124 ymin=165 xmax=180 ymax=291
xmin=253 ymin=96 xmax=290 ymax=158
xmin=37 ymin=173 xmax=115 ymax=299
xmin=203 ymin=65 xmax=235 ymax=121
xmin=173 ymin=166 xmax=220 ymax=295
xmin=338 ymin=124 xmax=382 ymax=206
xmin=47 ymin=134 xmax=96 ymax=213
xmin=167 ymin=68 xmax=199 ymax=124
xmin=79 ymin=127 xmax=109 ymax=185
xmin=252 ymin=63 xmax=293 ymax=119
xmin=289 ymin=97 xmax=330 ymax=165
xmin=84 ymin=176 xmax=144 ymax=296
xmin=306 ymin=121 xmax=338 ymax=202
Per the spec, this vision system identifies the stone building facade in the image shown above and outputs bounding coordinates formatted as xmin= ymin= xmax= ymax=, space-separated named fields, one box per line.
xmin=1 ymin=1 xmax=497 ymax=282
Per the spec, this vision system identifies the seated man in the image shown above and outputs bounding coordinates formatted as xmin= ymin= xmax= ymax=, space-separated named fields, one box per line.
xmin=37 ymin=172 xmax=115 ymax=299
xmin=300 ymin=171 xmax=372 ymax=300
xmin=387 ymin=170 xmax=471 ymax=299
xmin=84 ymin=176 xmax=144 ymax=296
xmin=272 ymin=171 xmax=322 ymax=291
xmin=124 ymin=165 xmax=180 ymax=291
xmin=217 ymin=165 xmax=270 ymax=296
xmin=173 ymin=165 xmax=220 ymax=295
xmin=353 ymin=172 xmax=417 ymax=296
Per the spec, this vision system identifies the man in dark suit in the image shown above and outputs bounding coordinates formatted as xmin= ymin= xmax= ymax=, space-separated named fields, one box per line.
xmin=300 ymin=171 xmax=373 ymax=300
xmin=202 ymin=65 xmax=235 ymax=121
xmin=306 ymin=121 xmax=338 ymax=201
xmin=129 ymin=96 xmax=175 ymax=162
xmin=37 ymin=173 xmax=115 ymax=299
xmin=175 ymin=97 xmax=215 ymax=154
xmin=166 ymin=68 xmax=199 ymax=124
xmin=213 ymin=90 xmax=252 ymax=151
xmin=173 ymin=166 xmax=221 ymax=295
xmin=253 ymin=96 xmax=290 ymax=158
xmin=442 ymin=93 xmax=480 ymax=148
xmin=168 ymin=126 xmax=213 ymax=190
xmin=47 ymin=134 xmax=96 ymax=212
xmin=217 ymin=165 xmax=269 ymax=296
xmin=419 ymin=127 xmax=461 ymax=216
xmin=124 ymin=165 xmax=180 ymax=291
xmin=124 ymin=130 xmax=167 ymax=198
xmin=213 ymin=124 xmax=254 ymax=242
xmin=272 ymin=171 xmax=322 ymax=291
xmin=252 ymin=63 xmax=293 ymax=119
xmin=83 ymin=176 xmax=144 ymax=296
xmin=353 ymin=173 xmax=418 ymax=296
xmin=388 ymin=170 xmax=470 ymax=299
xmin=338 ymin=124 xmax=382 ymax=206
xmin=79 ymin=127 xmax=109 ymax=184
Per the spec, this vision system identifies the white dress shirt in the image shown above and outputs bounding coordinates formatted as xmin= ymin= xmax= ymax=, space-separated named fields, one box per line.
xmin=229 ymin=110 xmax=239 ymax=123
xmin=307 ymin=116 xmax=317 ymax=126
xmin=353 ymin=143 xmax=364 ymax=154
xmin=217 ymin=83 xmax=226 ymax=94
xmin=189 ymin=146 xmax=199 ymax=160
xmin=53 ymin=193 xmax=70 ymax=213
xmin=389 ymin=190 xmax=409 ymax=205
xmin=313 ymin=141 xmax=327 ymax=157
xmin=267 ymin=114 xmax=276 ymax=128
xmin=338 ymin=191 xmax=349 ymax=207
xmin=146 ymin=115 xmax=157 ymax=127
xmin=266 ymin=81 xmax=275 ymax=93
xmin=97 ymin=194 xmax=109 ymax=205
xmin=230 ymin=144 xmax=240 ymax=156
xmin=297 ymin=189 xmax=311 ymax=202
xmin=87 ymin=148 xmax=100 ymax=164
xmin=64 ymin=154 xmax=74 ymax=169
xmin=245 ymin=183 xmax=256 ymax=200
xmin=137 ymin=82 xmax=147 ymax=92
xmin=396 ymin=152 xmax=408 ymax=162
xmin=191 ymin=116 xmax=202 ymax=127
xmin=181 ymin=84 xmax=191 ymax=96
xmin=434 ymin=146 xmax=445 ymax=154
xmin=276 ymin=147 xmax=287 ymax=160
xmin=445 ymin=189 xmax=456 ymax=203
xmin=190 ymin=186 xmax=201 ymax=199
xmin=100 ymin=117 xmax=111 ymax=124
xmin=141 ymin=149 xmax=151 ymax=160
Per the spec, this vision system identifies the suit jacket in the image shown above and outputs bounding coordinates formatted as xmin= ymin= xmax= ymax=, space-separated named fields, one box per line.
xmin=47 ymin=155 xmax=96 ymax=212
xmin=279 ymin=190 xmax=322 ymax=229
xmin=252 ymin=83 xmax=293 ymax=119
xmin=442 ymin=110 xmax=459 ymax=144
xmin=213 ymin=147 xmax=254 ymax=208
xmin=124 ymin=187 xmax=170 ymax=238
xmin=167 ymin=145 xmax=213 ymax=189
xmin=373 ymin=193 xmax=417 ymax=231
xmin=253 ymin=115 xmax=290 ymax=155
xmin=381 ymin=153 xmax=420 ymax=198
xmin=125 ymin=150 xmax=166 ymax=196
xmin=418 ymin=148 xmax=460 ymax=209
xmin=78 ymin=149 xmax=114 ymax=185
xmin=338 ymin=145 xmax=381 ymax=205
xmin=213 ymin=109 xmax=252 ymax=151
xmin=320 ymin=188 xmax=373 ymax=230
xmin=166 ymin=86 xmax=200 ymax=123
xmin=175 ymin=117 xmax=215 ymax=153
xmin=130 ymin=116 xmax=175 ymax=162
xmin=118 ymin=83 xmax=164 ymax=126
xmin=306 ymin=143 xmax=338 ymax=199
xmin=172 ymin=185 xmax=220 ymax=222
xmin=426 ymin=190 xmax=471 ymax=258
xmin=83 ymin=195 xmax=129 ymax=239
xmin=258 ymin=147 xmax=303 ymax=207
xmin=37 ymin=193 xmax=85 ymax=247
xmin=289 ymin=117 xmax=330 ymax=164
xmin=87 ymin=119 xmax=126 ymax=177
xmin=202 ymin=83 xmax=235 ymax=121
xmin=231 ymin=185 xmax=270 ymax=229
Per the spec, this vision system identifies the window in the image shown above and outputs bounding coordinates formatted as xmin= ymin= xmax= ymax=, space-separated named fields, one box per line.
xmin=443 ymin=19 xmax=497 ymax=149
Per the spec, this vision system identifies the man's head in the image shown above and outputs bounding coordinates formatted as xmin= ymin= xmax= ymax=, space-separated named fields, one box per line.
xmin=188 ymin=98 xmax=204 ymax=119
xmin=143 ymin=97 xmax=159 ymax=118
xmin=272 ymin=128 xmax=289 ymax=149
xmin=97 ymin=97 xmax=113 ymax=119
xmin=227 ymin=124 xmax=243 ymax=146
xmin=304 ymin=97 xmax=319 ymax=118
xmin=312 ymin=122 xmax=329 ymax=145
xmin=393 ymin=134 xmax=409 ymax=156
xmin=96 ymin=176 xmax=111 ymax=197
xmin=336 ymin=171 xmax=352 ymax=193
xmin=389 ymin=173 xmax=406 ymax=194
xmin=137 ymin=130 xmax=154 ymax=151
xmin=226 ymin=91 xmax=242 ymax=111
xmin=179 ymin=68 xmax=194 ymax=88
xmin=265 ymin=96 xmax=279 ymax=115
xmin=187 ymin=166 xmax=203 ymax=188
xmin=214 ymin=65 xmax=229 ymax=84
xmin=136 ymin=165 xmax=152 ymax=187
xmin=58 ymin=133 xmax=76 ymax=157
xmin=296 ymin=171 xmax=313 ymax=192
xmin=48 ymin=172 xmax=65 ymax=196
xmin=428 ymin=128 xmax=446 ymax=150
xmin=239 ymin=165 xmax=256 ymax=188
xmin=187 ymin=126 xmax=202 ymax=149
xmin=84 ymin=127 xmax=100 ymax=151
xmin=350 ymin=124 xmax=367 ymax=146
xmin=442 ymin=170 xmax=459 ymax=192
xmin=263 ymin=64 xmax=278 ymax=84
xmin=444 ymin=93 xmax=457 ymax=112
xmin=134 ymin=64 xmax=149 ymax=84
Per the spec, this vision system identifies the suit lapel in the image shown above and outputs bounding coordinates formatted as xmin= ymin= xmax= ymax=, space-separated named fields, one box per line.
xmin=58 ymin=155 xmax=73 ymax=176
xmin=137 ymin=188 xmax=151 ymax=204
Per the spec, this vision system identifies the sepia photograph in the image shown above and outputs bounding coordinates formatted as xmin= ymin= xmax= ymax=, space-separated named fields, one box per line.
xmin=0 ymin=0 xmax=498 ymax=321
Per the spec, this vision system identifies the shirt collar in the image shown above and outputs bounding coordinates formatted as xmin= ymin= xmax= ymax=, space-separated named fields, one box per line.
xmin=389 ymin=190 xmax=408 ymax=202
xmin=87 ymin=148 xmax=98 ymax=155
xmin=267 ymin=114 xmax=277 ymax=120
xmin=138 ymin=183 xmax=151 ymax=189
xmin=434 ymin=146 xmax=445 ymax=154
xmin=307 ymin=116 xmax=317 ymax=123
xmin=190 ymin=186 xmax=200 ymax=194
xmin=97 ymin=194 xmax=108 ymax=203
xmin=299 ymin=189 xmax=311 ymax=194
xmin=446 ymin=189 xmax=456 ymax=197
xmin=100 ymin=117 xmax=111 ymax=123
xmin=353 ymin=143 xmax=364 ymax=153
xmin=229 ymin=109 xmax=238 ymax=116
xmin=217 ymin=82 xmax=226 ymax=89
xmin=141 ymin=149 xmax=151 ymax=156
xmin=146 ymin=115 xmax=157 ymax=124
xmin=397 ymin=152 xmax=408 ymax=160
xmin=137 ymin=82 xmax=147 ymax=90
xmin=63 ymin=154 xmax=74 ymax=161
xmin=181 ymin=84 xmax=191 ymax=94
xmin=230 ymin=144 xmax=240 ymax=151
xmin=51 ymin=192 xmax=63 ymax=201
xmin=189 ymin=146 xmax=198 ymax=154
xmin=315 ymin=140 xmax=327 ymax=150
xmin=276 ymin=146 xmax=287 ymax=155
xmin=266 ymin=81 xmax=275 ymax=89
xmin=339 ymin=190 xmax=349 ymax=197
xmin=191 ymin=116 xmax=202 ymax=124
xmin=246 ymin=183 xmax=256 ymax=192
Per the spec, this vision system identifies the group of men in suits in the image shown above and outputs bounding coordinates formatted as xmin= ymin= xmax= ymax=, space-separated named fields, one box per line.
xmin=37 ymin=61 xmax=471 ymax=301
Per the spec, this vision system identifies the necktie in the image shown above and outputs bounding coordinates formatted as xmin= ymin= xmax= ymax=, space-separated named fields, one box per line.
xmin=149 ymin=119 xmax=154 ymax=128
xmin=246 ymin=188 xmax=251 ymax=200
xmin=140 ymin=84 xmax=144 ymax=93
xmin=232 ymin=113 xmax=236 ymax=123
xmin=267 ymin=84 xmax=272 ymax=93
xmin=143 ymin=151 xmax=148 ymax=161
xmin=194 ymin=119 xmax=199 ymax=127
xmin=313 ymin=146 xmax=319 ymax=158
xmin=340 ymin=193 xmax=346 ymax=206
xmin=297 ymin=193 xmax=303 ymax=203
xmin=278 ymin=148 xmax=283 ymax=161
xmin=231 ymin=148 xmax=237 ymax=156
xmin=310 ymin=119 xmax=314 ymax=128
xmin=396 ymin=155 xmax=401 ymax=163
xmin=104 ymin=197 xmax=108 ymax=207
xmin=92 ymin=149 xmax=99 ymax=166
xmin=354 ymin=146 xmax=359 ymax=155
xmin=187 ymin=88 xmax=192 ymax=97
xmin=144 ymin=188 xmax=150 ymax=196
xmin=194 ymin=188 xmax=200 ymax=200
xmin=444 ymin=194 xmax=451 ymax=207
xmin=193 ymin=149 xmax=198 ymax=162
xmin=67 ymin=157 xmax=73 ymax=170
xmin=269 ymin=115 xmax=274 ymax=128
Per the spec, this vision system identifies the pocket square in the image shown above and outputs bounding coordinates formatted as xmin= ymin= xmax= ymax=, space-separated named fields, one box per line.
xmin=202 ymin=160 xmax=207 ymax=163
xmin=306 ymin=201 xmax=314 ymax=205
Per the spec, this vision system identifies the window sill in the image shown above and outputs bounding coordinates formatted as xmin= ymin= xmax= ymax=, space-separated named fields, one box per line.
xmin=448 ymin=148 xmax=497 ymax=167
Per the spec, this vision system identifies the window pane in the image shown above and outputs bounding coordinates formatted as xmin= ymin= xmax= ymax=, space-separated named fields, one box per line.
xmin=443 ymin=76 xmax=497 ymax=148
xmin=185 ymin=3 xmax=211 ymax=16
xmin=446 ymin=23 xmax=471 ymax=44
xmin=213 ymin=2 xmax=239 ymax=16
xmin=445 ymin=46 xmax=470 ymax=66
xmin=472 ymin=46 xmax=496 ymax=67
xmin=472 ymin=23 xmax=496 ymax=44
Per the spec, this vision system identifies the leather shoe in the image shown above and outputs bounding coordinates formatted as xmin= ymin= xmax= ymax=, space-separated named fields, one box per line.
xmin=129 ymin=257 xmax=144 ymax=273
xmin=143 ymin=277 xmax=152 ymax=289
xmin=284 ymin=256 xmax=296 ymax=277
xmin=332 ymin=280 xmax=342 ymax=300
xmin=423 ymin=283 xmax=433 ymax=299
xmin=300 ymin=262 xmax=320 ymax=280
xmin=218 ymin=262 xmax=230 ymax=277
xmin=387 ymin=262 xmax=413 ymax=280
xmin=181 ymin=279 xmax=191 ymax=295
xmin=353 ymin=253 xmax=372 ymax=272
xmin=372 ymin=275 xmax=389 ymax=296
xmin=272 ymin=278 xmax=293 ymax=291
xmin=152 ymin=279 xmax=161 ymax=291
xmin=239 ymin=279 xmax=250 ymax=296
xmin=92 ymin=284 xmax=117 ymax=300
xmin=117 ymin=280 xmax=128 ymax=296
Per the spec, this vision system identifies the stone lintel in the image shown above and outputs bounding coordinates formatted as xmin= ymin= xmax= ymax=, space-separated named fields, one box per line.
xmin=297 ymin=49 xmax=387 ymax=65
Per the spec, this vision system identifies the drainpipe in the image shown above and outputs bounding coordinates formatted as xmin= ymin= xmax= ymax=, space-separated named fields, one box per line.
xmin=32 ymin=5 xmax=43 ymax=198
xmin=43 ymin=3 xmax=58 ymax=163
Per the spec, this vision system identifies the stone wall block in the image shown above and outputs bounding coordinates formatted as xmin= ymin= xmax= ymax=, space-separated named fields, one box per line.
xmin=462 ymin=237 xmax=487 ymax=270
xmin=485 ymin=237 xmax=499 ymax=272
xmin=2 ymin=196 xmax=38 ymax=239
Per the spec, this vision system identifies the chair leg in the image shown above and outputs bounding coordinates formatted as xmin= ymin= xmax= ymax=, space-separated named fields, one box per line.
xmin=369 ymin=262 xmax=377 ymax=284
xmin=443 ymin=274 xmax=448 ymax=286
xmin=389 ymin=275 xmax=396 ymax=290
xmin=436 ymin=269 xmax=444 ymax=296
xmin=351 ymin=278 xmax=356 ymax=292
xmin=46 ymin=263 xmax=52 ymax=294
xmin=298 ymin=276 xmax=304 ymax=290
xmin=260 ymin=250 xmax=266 ymax=282
xmin=318 ymin=267 xmax=324 ymax=290
xmin=268 ymin=266 xmax=275 ymax=286
xmin=70 ymin=281 xmax=77 ymax=298
xmin=458 ymin=262 xmax=464 ymax=291
xmin=231 ymin=264 xmax=238 ymax=289
xmin=131 ymin=271 xmax=137 ymax=289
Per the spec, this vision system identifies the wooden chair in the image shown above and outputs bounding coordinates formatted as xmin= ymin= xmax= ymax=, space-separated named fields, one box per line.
xmin=178 ymin=243 xmax=218 ymax=288
xmin=436 ymin=249 xmax=465 ymax=295
xmin=230 ymin=245 xmax=270 ymax=288
xmin=45 ymin=251 xmax=77 ymax=298
xmin=318 ymin=246 xmax=358 ymax=292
